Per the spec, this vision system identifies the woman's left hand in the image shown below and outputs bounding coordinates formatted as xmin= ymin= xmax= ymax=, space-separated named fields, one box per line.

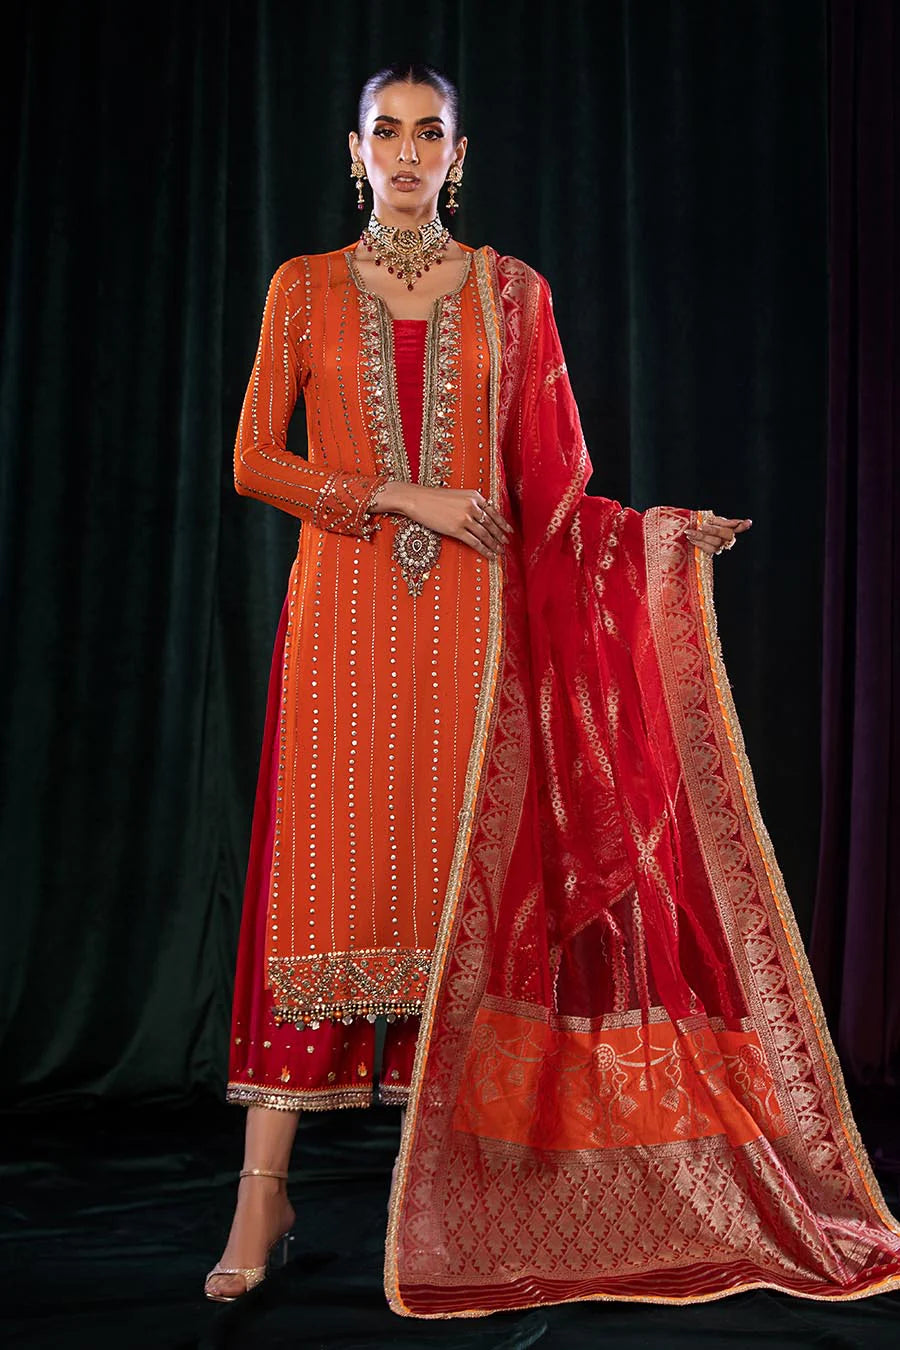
xmin=684 ymin=514 xmax=753 ymax=556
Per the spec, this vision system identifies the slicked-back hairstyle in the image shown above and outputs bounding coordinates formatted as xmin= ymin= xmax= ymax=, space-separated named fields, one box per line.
xmin=357 ymin=62 xmax=464 ymax=141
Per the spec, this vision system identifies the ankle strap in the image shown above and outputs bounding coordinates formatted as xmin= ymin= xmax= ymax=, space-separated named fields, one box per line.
xmin=239 ymin=1167 xmax=289 ymax=1180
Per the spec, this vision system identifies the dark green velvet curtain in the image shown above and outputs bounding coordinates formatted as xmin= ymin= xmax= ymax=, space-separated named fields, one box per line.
xmin=0 ymin=1 xmax=826 ymax=1110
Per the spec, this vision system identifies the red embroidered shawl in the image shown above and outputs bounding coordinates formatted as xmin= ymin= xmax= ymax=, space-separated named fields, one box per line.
xmin=384 ymin=248 xmax=900 ymax=1315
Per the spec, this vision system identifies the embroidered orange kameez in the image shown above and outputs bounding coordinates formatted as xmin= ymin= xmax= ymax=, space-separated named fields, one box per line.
xmin=225 ymin=242 xmax=900 ymax=1314
xmin=227 ymin=247 xmax=492 ymax=1109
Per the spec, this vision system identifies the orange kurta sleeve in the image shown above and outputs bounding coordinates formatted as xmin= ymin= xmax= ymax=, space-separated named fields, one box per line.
xmin=234 ymin=262 xmax=391 ymax=537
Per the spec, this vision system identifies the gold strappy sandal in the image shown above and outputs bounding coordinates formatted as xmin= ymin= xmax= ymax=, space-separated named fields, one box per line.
xmin=204 ymin=1167 xmax=294 ymax=1302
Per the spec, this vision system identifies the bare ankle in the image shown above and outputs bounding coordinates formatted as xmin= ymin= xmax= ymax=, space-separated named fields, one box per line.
xmin=238 ymin=1172 xmax=287 ymax=1197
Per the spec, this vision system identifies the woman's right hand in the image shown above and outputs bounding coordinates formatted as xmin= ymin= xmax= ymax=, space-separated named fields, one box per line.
xmin=370 ymin=481 xmax=513 ymax=559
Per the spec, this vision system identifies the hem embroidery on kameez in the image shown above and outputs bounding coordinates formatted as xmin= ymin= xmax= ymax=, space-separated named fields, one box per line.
xmin=267 ymin=947 xmax=432 ymax=1026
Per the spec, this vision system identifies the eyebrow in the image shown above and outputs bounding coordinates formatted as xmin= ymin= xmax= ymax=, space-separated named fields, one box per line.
xmin=372 ymin=114 xmax=445 ymax=126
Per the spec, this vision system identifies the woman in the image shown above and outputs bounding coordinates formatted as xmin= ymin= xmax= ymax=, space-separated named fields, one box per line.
xmin=205 ymin=64 xmax=900 ymax=1313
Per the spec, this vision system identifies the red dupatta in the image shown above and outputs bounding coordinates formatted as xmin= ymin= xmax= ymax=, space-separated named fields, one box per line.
xmin=384 ymin=248 xmax=900 ymax=1315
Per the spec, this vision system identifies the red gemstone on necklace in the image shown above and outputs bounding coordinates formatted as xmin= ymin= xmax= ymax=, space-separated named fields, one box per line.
xmin=407 ymin=283 xmax=414 ymax=291
xmin=388 ymin=266 xmax=394 ymax=274
xmin=375 ymin=257 xmax=382 ymax=266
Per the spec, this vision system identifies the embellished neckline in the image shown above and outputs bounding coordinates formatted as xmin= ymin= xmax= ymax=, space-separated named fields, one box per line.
xmin=344 ymin=245 xmax=473 ymax=322
xmin=353 ymin=251 xmax=468 ymax=595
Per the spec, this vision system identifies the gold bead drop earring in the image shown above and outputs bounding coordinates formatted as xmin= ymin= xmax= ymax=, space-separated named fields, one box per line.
xmin=445 ymin=162 xmax=463 ymax=215
xmin=351 ymin=159 xmax=367 ymax=210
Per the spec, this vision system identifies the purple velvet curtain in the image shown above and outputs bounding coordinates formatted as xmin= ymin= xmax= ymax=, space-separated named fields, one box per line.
xmin=810 ymin=0 xmax=899 ymax=1086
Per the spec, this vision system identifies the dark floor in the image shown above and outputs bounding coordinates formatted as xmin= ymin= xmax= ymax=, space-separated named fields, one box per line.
xmin=2 ymin=1092 xmax=900 ymax=1350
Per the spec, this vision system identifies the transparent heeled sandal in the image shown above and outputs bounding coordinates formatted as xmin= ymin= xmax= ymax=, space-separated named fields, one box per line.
xmin=204 ymin=1167 xmax=295 ymax=1302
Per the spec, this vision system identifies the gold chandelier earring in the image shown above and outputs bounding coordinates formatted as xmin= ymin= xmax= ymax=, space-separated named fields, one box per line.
xmin=351 ymin=159 xmax=367 ymax=211
xmin=445 ymin=162 xmax=463 ymax=215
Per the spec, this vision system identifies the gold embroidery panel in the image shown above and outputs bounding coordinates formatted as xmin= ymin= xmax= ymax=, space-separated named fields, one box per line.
xmin=268 ymin=947 xmax=432 ymax=1024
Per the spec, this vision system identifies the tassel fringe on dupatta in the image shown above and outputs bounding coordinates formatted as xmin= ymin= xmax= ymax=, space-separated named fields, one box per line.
xmin=384 ymin=248 xmax=900 ymax=1317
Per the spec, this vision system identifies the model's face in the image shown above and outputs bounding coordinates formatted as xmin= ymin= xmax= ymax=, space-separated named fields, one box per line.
xmin=349 ymin=82 xmax=465 ymax=213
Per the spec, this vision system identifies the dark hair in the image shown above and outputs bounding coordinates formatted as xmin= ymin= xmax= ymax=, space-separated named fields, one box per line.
xmin=357 ymin=62 xmax=464 ymax=141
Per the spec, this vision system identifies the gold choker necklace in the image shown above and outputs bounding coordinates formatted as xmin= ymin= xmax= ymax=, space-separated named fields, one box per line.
xmin=360 ymin=212 xmax=451 ymax=291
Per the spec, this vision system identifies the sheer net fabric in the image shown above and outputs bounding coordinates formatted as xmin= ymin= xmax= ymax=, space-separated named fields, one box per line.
xmin=384 ymin=249 xmax=900 ymax=1316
